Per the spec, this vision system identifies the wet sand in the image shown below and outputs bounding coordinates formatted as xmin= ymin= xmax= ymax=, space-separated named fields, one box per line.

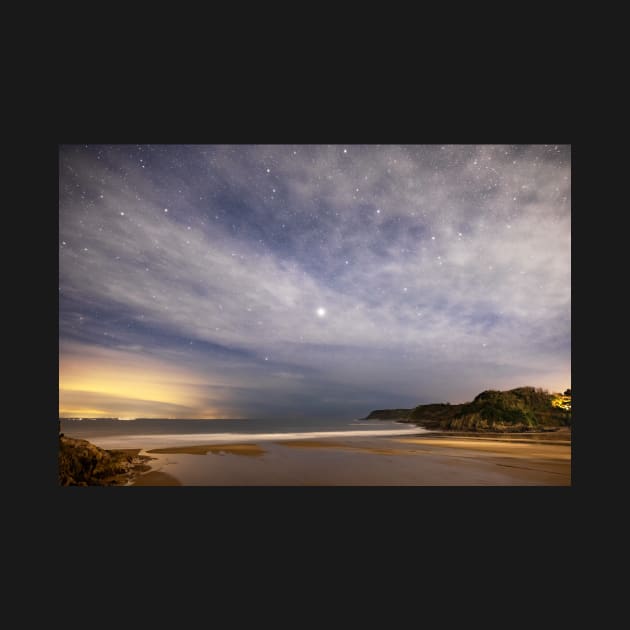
xmin=146 ymin=444 xmax=266 ymax=456
xmin=130 ymin=431 xmax=571 ymax=486
xmin=394 ymin=436 xmax=571 ymax=459
xmin=276 ymin=439 xmax=402 ymax=455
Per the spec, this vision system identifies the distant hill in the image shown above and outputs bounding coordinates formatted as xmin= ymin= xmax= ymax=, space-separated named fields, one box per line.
xmin=365 ymin=387 xmax=571 ymax=432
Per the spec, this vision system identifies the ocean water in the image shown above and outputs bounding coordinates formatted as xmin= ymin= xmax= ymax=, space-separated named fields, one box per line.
xmin=59 ymin=417 xmax=427 ymax=450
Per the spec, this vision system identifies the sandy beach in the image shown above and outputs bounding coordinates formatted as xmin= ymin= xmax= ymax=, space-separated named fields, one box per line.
xmin=129 ymin=430 xmax=571 ymax=486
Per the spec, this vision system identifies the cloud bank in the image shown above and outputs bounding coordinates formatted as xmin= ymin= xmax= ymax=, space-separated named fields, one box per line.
xmin=59 ymin=144 xmax=570 ymax=418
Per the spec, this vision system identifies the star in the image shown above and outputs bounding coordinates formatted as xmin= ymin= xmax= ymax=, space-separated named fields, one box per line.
xmin=59 ymin=144 xmax=570 ymax=423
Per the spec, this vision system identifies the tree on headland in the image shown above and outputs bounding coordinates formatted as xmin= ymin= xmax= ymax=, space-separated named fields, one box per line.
xmin=564 ymin=388 xmax=571 ymax=396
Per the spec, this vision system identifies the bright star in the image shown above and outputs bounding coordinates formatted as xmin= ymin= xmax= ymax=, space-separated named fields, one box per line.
xmin=316 ymin=307 xmax=326 ymax=318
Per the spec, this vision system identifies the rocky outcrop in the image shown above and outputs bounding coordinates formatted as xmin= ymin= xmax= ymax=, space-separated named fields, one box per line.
xmin=365 ymin=387 xmax=572 ymax=432
xmin=58 ymin=436 xmax=152 ymax=486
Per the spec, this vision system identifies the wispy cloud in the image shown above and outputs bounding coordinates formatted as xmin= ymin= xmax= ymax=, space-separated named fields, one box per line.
xmin=59 ymin=144 xmax=570 ymax=417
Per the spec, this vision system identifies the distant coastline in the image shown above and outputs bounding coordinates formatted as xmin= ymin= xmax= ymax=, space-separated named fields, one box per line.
xmin=364 ymin=386 xmax=571 ymax=433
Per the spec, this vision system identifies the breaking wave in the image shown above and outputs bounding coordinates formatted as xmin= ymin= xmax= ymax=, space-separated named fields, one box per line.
xmin=85 ymin=426 xmax=428 ymax=450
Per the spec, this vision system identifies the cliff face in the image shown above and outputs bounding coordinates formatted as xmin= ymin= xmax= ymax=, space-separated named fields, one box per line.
xmin=58 ymin=436 xmax=152 ymax=486
xmin=365 ymin=387 xmax=571 ymax=432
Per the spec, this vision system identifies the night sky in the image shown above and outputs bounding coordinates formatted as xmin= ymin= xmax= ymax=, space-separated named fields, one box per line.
xmin=59 ymin=145 xmax=571 ymax=420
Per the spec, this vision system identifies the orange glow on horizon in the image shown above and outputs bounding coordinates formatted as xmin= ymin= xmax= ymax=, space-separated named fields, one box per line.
xmin=59 ymin=342 xmax=226 ymax=418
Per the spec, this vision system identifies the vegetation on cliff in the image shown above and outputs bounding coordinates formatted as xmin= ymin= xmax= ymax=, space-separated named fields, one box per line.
xmin=366 ymin=386 xmax=571 ymax=432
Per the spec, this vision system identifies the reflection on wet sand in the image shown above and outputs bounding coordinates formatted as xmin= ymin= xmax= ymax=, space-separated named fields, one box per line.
xmin=129 ymin=432 xmax=571 ymax=485
xmin=276 ymin=439 xmax=402 ymax=455
xmin=146 ymin=444 xmax=266 ymax=456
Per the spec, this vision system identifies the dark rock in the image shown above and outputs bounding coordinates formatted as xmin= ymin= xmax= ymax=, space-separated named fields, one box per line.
xmin=59 ymin=436 xmax=152 ymax=486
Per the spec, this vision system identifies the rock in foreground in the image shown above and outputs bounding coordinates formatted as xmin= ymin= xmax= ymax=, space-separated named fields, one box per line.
xmin=59 ymin=436 xmax=152 ymax=486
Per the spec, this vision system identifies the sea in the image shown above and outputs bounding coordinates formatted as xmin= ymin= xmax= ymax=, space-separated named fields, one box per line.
xmin=59 ymin=417 xmax=427 ymax=450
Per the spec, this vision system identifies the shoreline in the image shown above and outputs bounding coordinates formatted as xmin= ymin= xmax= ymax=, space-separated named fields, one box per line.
xmin=125 ymin=429 xmax=570 ymax=486
xmin=59 ymin=427 xmax=571 ymax=486
xmin=399 ymin=427 xmax=571 ymax=444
